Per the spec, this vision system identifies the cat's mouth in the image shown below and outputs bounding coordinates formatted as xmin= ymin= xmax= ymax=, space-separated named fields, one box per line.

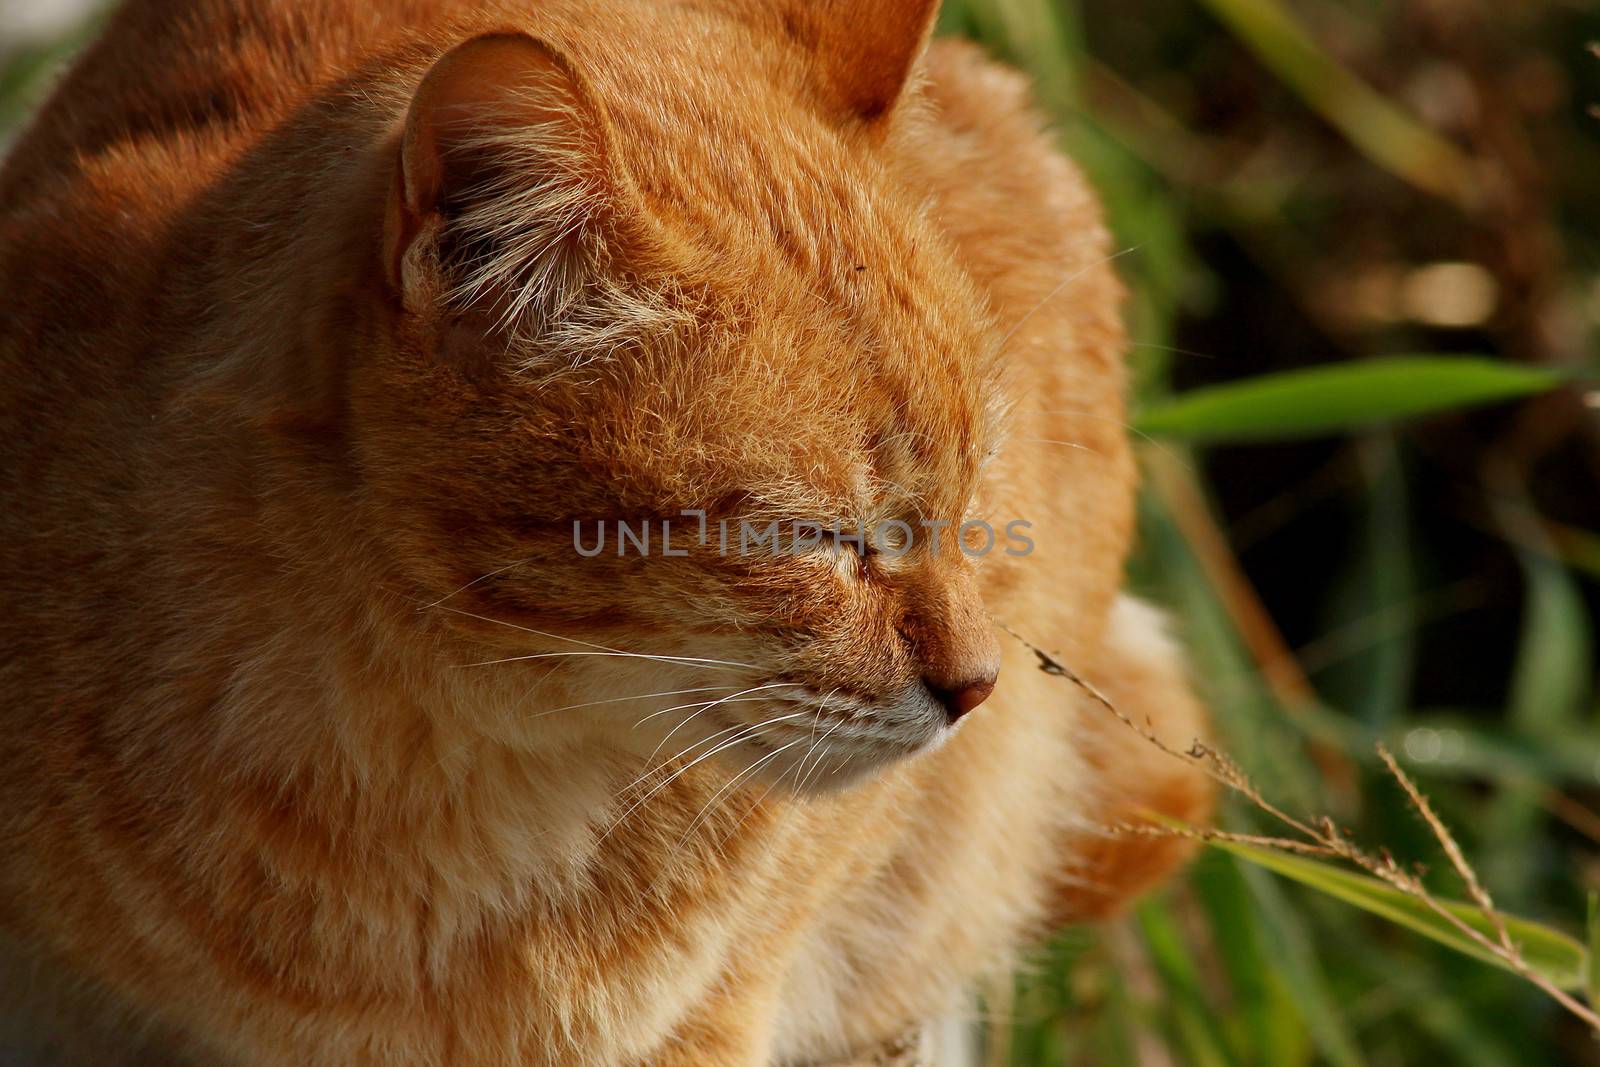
xmin=700 ymin=684 xmax=949 ymax=796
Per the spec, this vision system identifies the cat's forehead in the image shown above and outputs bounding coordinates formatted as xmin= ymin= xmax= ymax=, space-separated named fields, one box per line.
xmin=576 ymin=284 xmax=1002 ymax=524
xmin=527 ymin=7 xmax=1006 ymax=516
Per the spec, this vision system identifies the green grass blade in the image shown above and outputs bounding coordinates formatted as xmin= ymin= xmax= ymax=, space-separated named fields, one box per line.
xmin=1197 ymin=851 xmax=1360 ymax=1067
xmin=1191 ymin=854 xmax=1287 ymax=1062
xmin=1085 ymin=949 xmax=1143 ymax=1067
xmin=1380 ymin=716 xmax=1600 ymax=788
xmin=1239 ymin=862 xmax=1370 ymax=1067
xmin=1210 ymin=839 xmax=1588 ymax=991
xmin=1482 ymin=545 xmax=1593 ymax=901
xmin=1507 ymin=551 xmax=1592 ymax=738
xmin=1193 ymin=0 xmax=1479 ymax=205
xmin=1137 ymin=899 xmax=1243 ymax=1067
xmin=1317 ymin=437 xmax=1414 ymax=729
xmin=1587 ymin=892 xmax=1600 ymax=1013
xmin=1135 ymin=357 xmax=1567 ymax=443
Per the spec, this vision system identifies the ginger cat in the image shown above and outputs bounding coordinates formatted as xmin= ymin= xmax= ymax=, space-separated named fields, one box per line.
xmin=0 ymin=1 xmax=1209 ymax=1064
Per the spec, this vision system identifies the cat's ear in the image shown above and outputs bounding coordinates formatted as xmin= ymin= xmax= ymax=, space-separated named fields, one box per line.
xmin=779 ymin=0 xmax=941 ymax=126
xmin=384 ymin=32 xmax=608 ymax=321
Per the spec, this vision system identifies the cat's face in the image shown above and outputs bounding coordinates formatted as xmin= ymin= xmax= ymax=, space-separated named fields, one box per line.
xmin=356 ymin=3 xmax=1011 ymax=791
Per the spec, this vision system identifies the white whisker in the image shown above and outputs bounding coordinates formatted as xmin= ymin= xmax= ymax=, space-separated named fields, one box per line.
xmin=527 ymin=685 xmax=740 ymax=720
xmin=1011 ymin=436 xmax=1100 ymax=456
xmin=642 ymin=688 xmax=796 ymax=768
xmin=992 ymin=244 xmax=1142 ymax=356
xmin=433 ymin=604 xmax=760 ymax=670
xmin=420 ymin=558 xmax=533 ymax=609
xmin=714 ymin=697 xmax=846 ymax=850
xmin=1024 ymin=408 xmax=1193 ymax=470
xmin=456 ymin=649 xmax=752 ymax=672
xmin=601 ymin=711 xmax=808 ymax=841
xmin=679 ymin=735 xmax=810 ymax=845
xmin=798 ymin=715 xmax=849 ymax=794
xmin=634 ymin=682 xmax=798 ymax=728
xmin=641 ymin=711 xmax=810 ymax=783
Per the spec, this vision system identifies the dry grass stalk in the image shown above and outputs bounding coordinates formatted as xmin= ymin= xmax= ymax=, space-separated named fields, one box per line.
xmin=1001 ymin=626 xmax=1600 ymax=1033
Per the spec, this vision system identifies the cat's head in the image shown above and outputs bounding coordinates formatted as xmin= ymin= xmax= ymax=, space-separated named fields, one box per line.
xmin=350 ymin=1 xmax=1016 ymax=792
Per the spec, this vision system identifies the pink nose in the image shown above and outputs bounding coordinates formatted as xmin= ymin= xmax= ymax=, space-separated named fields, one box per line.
xmin=925 ymin=675 xmax=997 ymax=723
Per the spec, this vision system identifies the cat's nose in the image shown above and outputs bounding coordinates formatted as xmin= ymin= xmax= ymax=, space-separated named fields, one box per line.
xmin=925 ymin=669 xmax=998 ymax=724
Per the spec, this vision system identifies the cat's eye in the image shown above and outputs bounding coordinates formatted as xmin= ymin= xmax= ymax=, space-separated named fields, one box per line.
xmin=828 ymin=530 xmax=871 ymax=557
xmin=875 ymin=523 xmax=911 ymax=554
xmin=819 ymin=527 xmax=874 ymax=572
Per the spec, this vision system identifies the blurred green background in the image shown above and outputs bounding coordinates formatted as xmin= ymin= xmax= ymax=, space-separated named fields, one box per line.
xmin=934 ymin=2 xmax=1600 ymax=1064
xmin=4 ymin=1 xmax=1599 ymax=1064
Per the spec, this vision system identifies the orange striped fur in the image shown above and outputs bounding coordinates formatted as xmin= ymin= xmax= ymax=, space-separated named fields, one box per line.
xmin=0 ymin=2 xmax=1209 ymax=1063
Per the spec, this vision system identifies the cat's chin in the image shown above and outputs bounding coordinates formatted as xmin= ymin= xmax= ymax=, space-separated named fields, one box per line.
xmin=678 ymin=682 xmax=958 ymax=798
xmin=728 ymin=721 xmax=955 ymax=798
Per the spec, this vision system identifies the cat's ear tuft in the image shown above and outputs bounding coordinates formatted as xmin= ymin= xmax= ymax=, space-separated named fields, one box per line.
xmin=779 ymin=0 xmax=941 ymax=126
xmin=386 ymin=32 xmax=608 ymax=324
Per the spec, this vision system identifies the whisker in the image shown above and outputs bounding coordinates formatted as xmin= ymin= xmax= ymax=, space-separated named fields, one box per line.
xmin=715 ymin=697 xmax=845 ymax=849
xmin=420 ymin=558 xmax=533 ymax=609
xmin=678 ymin=735 xmax=810 ymax=845
xmin=600 ymin=711 xmax=811 ymax=840
xmin=992 ymin=244 xmax=1143 ymax=357
xmin=456 ymin=649 xmax=752 ymax=672
xmin=1022 ymin=408 xmax=1194 ymax=470
xmin=728 ymin=703 xmax=841 ymax=840
xmin=527 ymin=685 xmax=740 ymax=720
xmin=642 ymin=687 xmax=797 ymax=767
xmin=794 ymin=688 xmax=838 ymax=791
xmin=634 ymin=682 xmax=798 ymax=728
xmin=797 ymin=715 xmax=848 ymax=794
xmin=642 ymin=699 xmax=785 ymax=760
xmin=728 ymin=738 xmax=811 ymax=842
xmin=806 ymin=688 xmax=830 ymax=756
xmin=1011 ymin=436 xmax=1101 ymax=456
xmin=1129 ymin=340 xmax=1220 ymax=361
xmin=644 ymin=711 xmax=810 ymax=781
xmin=433 ymin=604 xmax=760 ymax=670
